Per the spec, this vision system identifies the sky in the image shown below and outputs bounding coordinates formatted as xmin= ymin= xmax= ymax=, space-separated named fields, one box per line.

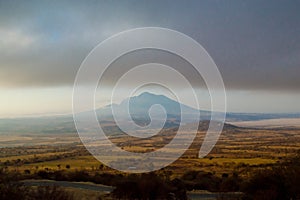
xmin=0 ymin=0 xmax=300 ymax=117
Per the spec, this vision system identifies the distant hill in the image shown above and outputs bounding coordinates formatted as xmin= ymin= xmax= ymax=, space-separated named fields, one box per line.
xmin=96 ymin=92 xmax=206 ymax=125
xmin=1 ymin=92 xmax=300 ymax=135
xmin=96 ymin=92 xmax=300 ymax=124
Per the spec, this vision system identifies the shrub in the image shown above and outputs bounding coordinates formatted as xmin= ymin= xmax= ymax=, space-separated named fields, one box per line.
xmin=112 ymin=173 xmax=187 ymax=200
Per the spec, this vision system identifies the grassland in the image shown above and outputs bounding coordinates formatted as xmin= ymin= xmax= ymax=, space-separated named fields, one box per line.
xmin=1 ymin=123 xmax=300 ymax=200
xmin=1 ymin=124 xmax=299 ymax=178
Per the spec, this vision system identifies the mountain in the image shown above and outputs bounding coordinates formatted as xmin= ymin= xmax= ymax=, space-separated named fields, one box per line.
xmin=96 ymin=92 xmax=206 ymax=123
xmin=96 ymin=92 xmax=300 ymax=124
xmin=1 ymin=92 xmax=300 ymax=135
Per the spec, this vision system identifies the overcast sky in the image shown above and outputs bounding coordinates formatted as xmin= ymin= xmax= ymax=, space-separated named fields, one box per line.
xmin=0 ymin=0 xmax=300 ymax=117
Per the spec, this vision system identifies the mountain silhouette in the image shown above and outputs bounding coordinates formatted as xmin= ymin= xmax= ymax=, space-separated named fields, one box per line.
xmin=96 ymin=92 xmax=210 ymax=126
xmin=1 ymin=92 xmax=300 ymax=136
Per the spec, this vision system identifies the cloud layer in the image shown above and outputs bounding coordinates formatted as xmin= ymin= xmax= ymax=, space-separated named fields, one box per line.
xmin=0 ymin=0 xmax=300 ymax=91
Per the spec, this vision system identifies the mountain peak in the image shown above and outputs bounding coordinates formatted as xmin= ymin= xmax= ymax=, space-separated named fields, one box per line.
xmin=138 ymin=92 xmax=154 ymax=96
xmin=129 ymin=92 xmax=173 ymax=104
xmin=137 ymin=92 xmax=161 ymax=98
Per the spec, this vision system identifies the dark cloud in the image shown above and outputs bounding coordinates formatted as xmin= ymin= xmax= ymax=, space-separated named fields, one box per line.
xmin=0 ymin=0 xmax=300 ymax=91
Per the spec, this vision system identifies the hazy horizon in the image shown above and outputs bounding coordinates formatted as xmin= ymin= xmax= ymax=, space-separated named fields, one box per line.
xmin=1 ymin=91 xmax=300 ymax=119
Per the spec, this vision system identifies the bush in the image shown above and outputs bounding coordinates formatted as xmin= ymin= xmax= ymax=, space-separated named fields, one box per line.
xmin=0 ymin=171 xmax=73 ymax=200
xmin=242 ymin=168 xmax=287 ymax=200
xmin=29 ymin=186 xmax=74 ymax=200
xmin=242 ymin=155 xmax=300 ymax=200
xmin=0 ymin=182 xmax=30 ymax=200
xmin=181 ymin=170 xmax=221 ymax=192
xmin=112 ymin=173 xmax=187 ymax=200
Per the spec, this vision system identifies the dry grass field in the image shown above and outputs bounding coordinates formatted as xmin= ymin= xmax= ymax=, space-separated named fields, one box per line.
xmin=1 ymin=122 xmax=300 ymax=178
